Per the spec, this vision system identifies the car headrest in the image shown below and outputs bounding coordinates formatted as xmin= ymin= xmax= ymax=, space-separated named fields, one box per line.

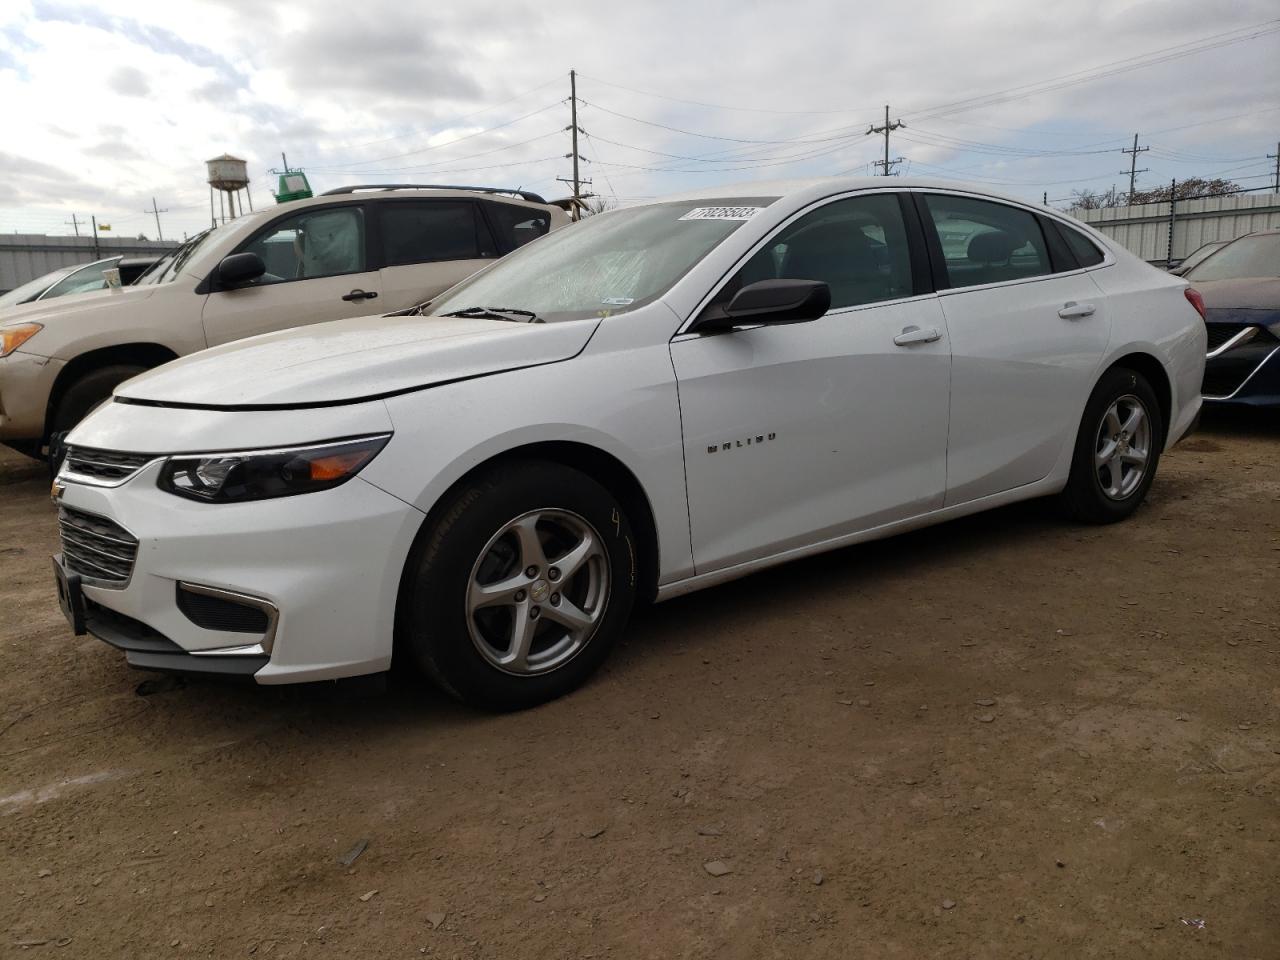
xmin=967 ymin=230 xmax=1020 ymax=265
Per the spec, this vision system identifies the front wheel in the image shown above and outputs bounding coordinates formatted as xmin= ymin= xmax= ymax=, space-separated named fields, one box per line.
xmin=399 ymin=461 xmax=638 ymax=710
xmin=1061 ymin=366 xmax=1163 ymax=524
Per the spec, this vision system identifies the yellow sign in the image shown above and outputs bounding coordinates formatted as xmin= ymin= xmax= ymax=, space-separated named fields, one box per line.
xmin=98 ymin=223 xmax=111 ymax=231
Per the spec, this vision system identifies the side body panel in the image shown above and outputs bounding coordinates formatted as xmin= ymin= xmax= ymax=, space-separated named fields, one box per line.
xmin=360 ymin=303 xmax=695 ymax=585
xmin=938 ymin=270 xmax=1111 ymax=506
xmin=670 ymin=296 xmax=951 ymax=573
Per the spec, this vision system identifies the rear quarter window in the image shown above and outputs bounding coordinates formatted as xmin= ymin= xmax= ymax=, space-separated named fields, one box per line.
xmin=1059 ymin=224 xmax=1106 ymax=268
xmin=486 ymin=202 xmax=552 ymax=251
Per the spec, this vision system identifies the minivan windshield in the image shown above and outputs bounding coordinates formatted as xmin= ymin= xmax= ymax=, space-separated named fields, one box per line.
xmin=429 ymin=198 xmax=778 ymax=323
xmin=1186 ymin=233 xmax=1280 ymax=282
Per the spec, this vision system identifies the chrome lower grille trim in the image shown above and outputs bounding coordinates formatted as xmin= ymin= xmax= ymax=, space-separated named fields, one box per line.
xmin=58 ymin=507 xmax=139 ymax=588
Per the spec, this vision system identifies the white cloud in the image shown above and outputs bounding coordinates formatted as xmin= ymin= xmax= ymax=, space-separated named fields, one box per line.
xmin=0 ymin=0 xmax=1277 ymax=237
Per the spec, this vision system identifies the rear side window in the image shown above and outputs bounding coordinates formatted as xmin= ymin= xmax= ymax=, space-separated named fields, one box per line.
xmin=486 ymin=202 xmax=552 ymax=250
xmin=922 ymin=194 xmax=1051 ymax=288
xmin=1059 ymin=223 xmax=1105 ymax=267
xmin=378 ymin=201 xmax=496 ymax=266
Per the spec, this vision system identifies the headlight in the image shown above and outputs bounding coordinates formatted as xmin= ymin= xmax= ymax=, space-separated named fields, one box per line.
xmin=0 ymin=322 xmax=43 ymax=358
xmin=157 ymin=434 xmax=391 ymax=503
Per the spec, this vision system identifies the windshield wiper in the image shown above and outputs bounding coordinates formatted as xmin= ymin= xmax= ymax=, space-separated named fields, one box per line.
xmin=440 ymin=306 xmax=544 ymax=324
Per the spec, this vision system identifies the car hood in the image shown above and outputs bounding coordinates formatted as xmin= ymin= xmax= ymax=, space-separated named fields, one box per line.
xmin=1190 ymin=277 xmax=1280 ymax=312
xmin=0 ymin=283 xmax=158 ymax=326
xmin=115 ymin=313 xmax=602 ymax=409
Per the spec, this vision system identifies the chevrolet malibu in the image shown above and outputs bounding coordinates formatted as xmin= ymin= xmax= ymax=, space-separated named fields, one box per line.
xmin=52 ymin=177 xmax=1206 ymax=710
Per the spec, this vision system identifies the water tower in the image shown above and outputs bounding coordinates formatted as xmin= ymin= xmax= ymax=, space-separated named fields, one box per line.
xmin=206 ymin=153 xmax=253 ymax=226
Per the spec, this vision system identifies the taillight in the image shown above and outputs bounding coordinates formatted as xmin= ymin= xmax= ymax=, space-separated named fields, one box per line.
xmin=1184 ymin=287 xmax=1206 ymax=321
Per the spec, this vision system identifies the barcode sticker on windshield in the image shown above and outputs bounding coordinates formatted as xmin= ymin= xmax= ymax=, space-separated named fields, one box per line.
xmin=679 ymin=206 xmax=764 ymax=221
xmin=601 ymin=297 xmax=635 ymax=306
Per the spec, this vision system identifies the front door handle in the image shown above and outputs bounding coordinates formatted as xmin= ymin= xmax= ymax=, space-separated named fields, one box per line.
xmin=342 ymin=289 xmax=378 ymax=302
xmin=1058 ymin=301 xmax=1095 ymax=320
xmin=893 ymin=325 xmax=941 ymax=346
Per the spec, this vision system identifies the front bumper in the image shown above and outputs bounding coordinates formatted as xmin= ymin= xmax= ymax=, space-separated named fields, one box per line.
xmin=56 ymin=461 xmax=425 ymax=684
xmin=1202 ymin=316 xmax=1280 ymax=407
xmin=0 ymin=350 xmax=63 ymax=441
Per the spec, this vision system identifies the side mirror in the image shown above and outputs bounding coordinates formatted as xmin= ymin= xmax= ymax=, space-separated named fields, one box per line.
xmin=697 ymin=279 xmax=831 ymax=332
xmin=216 ymin=252 xmax=266 ymax=288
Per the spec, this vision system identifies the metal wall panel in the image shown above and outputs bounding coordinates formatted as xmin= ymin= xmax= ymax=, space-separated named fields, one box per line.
xmin=0 ymin=235 xmax=179 ymax=293
xmin=1070 ymin=194 xmax=1280 ymax=264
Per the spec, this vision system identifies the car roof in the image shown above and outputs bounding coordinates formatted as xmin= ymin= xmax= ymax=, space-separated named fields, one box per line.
xmin=645 ymin=176 xmax=1055 ymax=212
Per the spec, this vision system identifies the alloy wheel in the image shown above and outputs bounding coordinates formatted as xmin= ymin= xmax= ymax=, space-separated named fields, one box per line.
xmin=466 ymin=508 xmax=610 ymax=676
xmin=1094 ymin=394 xmax=1152 ymax=500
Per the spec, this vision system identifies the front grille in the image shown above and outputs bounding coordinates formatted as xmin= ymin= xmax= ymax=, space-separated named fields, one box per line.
xmin=1205 ymin=322 xmax=1251 ymax=353
xmin=176 ymin=585 xmax=270 ymax=634
xmin=59 ymin=506 xmax=138 ymax=586
xmin=63 ymin=446 xmax=155 ymax=482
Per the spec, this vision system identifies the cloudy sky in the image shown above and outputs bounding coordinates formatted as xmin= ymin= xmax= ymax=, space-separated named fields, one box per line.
xmin=1 ymin=0 xmax=1277 ymax=240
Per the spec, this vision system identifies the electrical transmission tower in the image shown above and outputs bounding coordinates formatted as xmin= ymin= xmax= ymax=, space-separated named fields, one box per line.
xmin=1121 ymin=133 xmax=1149 ymax=201
xmin=867 ymin=105 xmax=904 ymax=176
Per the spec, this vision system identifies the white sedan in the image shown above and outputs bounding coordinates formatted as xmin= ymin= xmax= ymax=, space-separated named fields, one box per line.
xmin=52 ymin=177 xmax=1206 ymax=709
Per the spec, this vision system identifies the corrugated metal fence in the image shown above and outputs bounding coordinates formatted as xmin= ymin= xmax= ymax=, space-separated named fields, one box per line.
xmin=0 ymin=234 xmax=180 ymax=293
xmin=1070 ymin=193 xmax=1280 ymax=265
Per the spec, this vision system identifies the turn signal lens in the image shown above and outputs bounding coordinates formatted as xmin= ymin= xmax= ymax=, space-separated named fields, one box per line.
xmin=1184 ymin=288 xmax=1206 ymax=321
xmin=0 ymin=322 xmax=43 ymax=358
xmin=157 ymin=435 xmax=390 ymax=503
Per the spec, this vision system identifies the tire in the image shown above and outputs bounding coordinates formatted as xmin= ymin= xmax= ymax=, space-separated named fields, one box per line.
xmin=3 ymin=440 xmax=43 ymax=461
xmin=47 ymin=364 xmax=147 ymax=473
xmin=1061 ymin=366 xmax=1163 ymax=524
xmin=399 ymin=460 xmax=639 ymax=711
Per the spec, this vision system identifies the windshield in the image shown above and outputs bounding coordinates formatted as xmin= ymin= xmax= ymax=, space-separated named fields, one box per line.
xmin=40 ymin=258 xmax=121 ymax=299
xmin=430 ymin=198 xmax=778 ymax=322
xmin=1187 ymin=233 xmax=1280 ymax=282
xmin=138 ymin=228 xmax=216 ymax=285
xmin=0 ymin=266 xmax=72 ymax=308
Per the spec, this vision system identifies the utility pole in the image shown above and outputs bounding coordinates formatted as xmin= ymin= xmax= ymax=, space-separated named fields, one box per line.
xmin=1269 ymin=142 xmax=1280 ymax=193
xmin=867 ymin=105 xmax=904 ymax=176
xmin=556 ymin=69 xmax=591 ymax=221
xmin=64 ymin=213 xmax=81 ymax=237
xmin=90 ymin=215 xmax=100 ymax=259
xmin=1121 ymin=133 xmax=1150 ymax=202
xmin=145 ymin=197 xmax=168 ymax=241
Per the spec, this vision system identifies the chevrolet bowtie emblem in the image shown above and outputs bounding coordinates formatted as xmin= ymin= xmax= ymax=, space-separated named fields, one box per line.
xmin=50 ymin=480 xmax=65 ymax=502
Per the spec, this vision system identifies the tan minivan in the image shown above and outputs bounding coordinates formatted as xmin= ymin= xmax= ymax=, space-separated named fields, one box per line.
xmin=0 ymin=185 xmax=569 ymax=463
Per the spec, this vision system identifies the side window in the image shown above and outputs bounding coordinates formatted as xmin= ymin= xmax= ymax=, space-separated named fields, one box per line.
xmin=922 ymin=194 xmax=1051 ymax=288
xmin=241 ymin=207 xmax=365 ymax=284
xmin=378 ymin=201 xmax=496 ymax=266
xmin=725 ymin=194 xmax=915 ymax=311
xmin=1059 ymin=223 xmax=1106 ymax=268
xmin=486 ymin=202 xmax=552 ymax=250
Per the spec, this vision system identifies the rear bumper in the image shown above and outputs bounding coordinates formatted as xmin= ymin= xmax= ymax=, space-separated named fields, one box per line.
xmin=0 ymin=351 xmax=62 ymax=441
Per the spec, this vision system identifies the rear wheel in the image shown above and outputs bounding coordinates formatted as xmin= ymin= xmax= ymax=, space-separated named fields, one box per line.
xmin=1061 ymin=366 xmax=1163 ymax=524
xmin=47 ymin=364 xmax=146 ymax=473
xmin=399 ymin=461 xmax=638 ymax=710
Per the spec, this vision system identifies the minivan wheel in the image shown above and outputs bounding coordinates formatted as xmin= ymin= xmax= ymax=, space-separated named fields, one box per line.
xmin=400 ymin=461 xmax=638 ymax=711
xmin=47 ymin=364 xmax=147 ymax=474
xmin=1061 ymin=366 xmax=1163 ymax=524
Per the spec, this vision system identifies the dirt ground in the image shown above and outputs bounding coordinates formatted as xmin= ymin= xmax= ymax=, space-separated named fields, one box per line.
xmin=0 ymin=410 xmax=1277 ymax=959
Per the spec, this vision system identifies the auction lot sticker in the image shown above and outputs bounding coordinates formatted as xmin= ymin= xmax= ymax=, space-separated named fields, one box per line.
xmin=679 ymin=206 xmax=764 ymax=221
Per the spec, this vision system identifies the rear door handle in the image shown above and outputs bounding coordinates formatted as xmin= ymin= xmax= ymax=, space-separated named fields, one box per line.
xmin=893 ymin=325 xmax=941 ymax=346
xmin=1058 ymin=301 xmax=1095 ymax=320
xmin=342 ymin=289 xmax=378 ymax=302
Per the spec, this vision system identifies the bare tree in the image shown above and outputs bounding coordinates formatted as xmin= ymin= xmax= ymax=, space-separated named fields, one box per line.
xmin=580 ymin=196 xmax=618 ymax=217
xmin=1129 ymin=178 xmax=1240 ymax=205
xmin=1069 ymin=186 xmax=1126 ymax=210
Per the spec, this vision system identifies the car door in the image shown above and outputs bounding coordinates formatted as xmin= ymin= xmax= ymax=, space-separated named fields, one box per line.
xmin=200 ymin=203 xmax=382 ymax=347
xmin=670 ymin=191 xmax=951 ymax=574
xmin=913 ymin=192 xmax=1112 ymax=506
xmin=374 ymin=200 xmax=499 ymax=310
